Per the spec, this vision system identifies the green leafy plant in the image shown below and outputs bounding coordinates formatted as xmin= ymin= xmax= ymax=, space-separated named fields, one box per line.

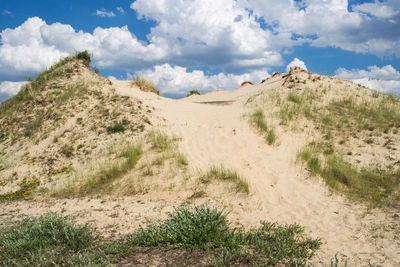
xmin=75 ymin=50 xmax=91 ymax=67
xmin=0 ymin=213 xmax=108 ymax=266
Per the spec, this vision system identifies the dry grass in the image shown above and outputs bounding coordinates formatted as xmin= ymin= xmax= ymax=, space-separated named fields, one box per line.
xmin=131 ymin=75 xmax=159 ymax=95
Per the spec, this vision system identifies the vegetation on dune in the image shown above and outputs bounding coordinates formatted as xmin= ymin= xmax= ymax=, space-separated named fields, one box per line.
xmin=0 ymin=205 xmax=322 ymax=266
xmin=297 ymin=142 xmax=400 ymax=207
xmin=187 ymin=89 xmax=201 ymax=97
xmin=249 ymin=109 xmax=277 ymax=145
xmin=107 ymin=204 xmax=321 ymax=266
xmin=199 ymin=165 xmax=250 ymax=194
xmin=75 ymin=50 xmax=91 ymax=67
xmin=0 ymin=213 xmax=108 ymax=266
xmin=248 ymin=76 xmax=400 ymax=207
xmin=131 ymin=75 xmax=159 ymax=95
xmin=57 ymin=131 xmax=189 ymax=197
xmin=65 ymin=143 xmax=143 ymax=196
xmin=0 ymin=177 xmax=41 ymax=202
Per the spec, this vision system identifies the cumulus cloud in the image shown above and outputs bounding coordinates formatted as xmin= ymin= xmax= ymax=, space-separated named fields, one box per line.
xmin=1 ymin=1 xmax=400 ymax=96
xmin=0 ymin=81 xmax=27 ymax=96
xmin=335 ymin=65 xmax=400 ymax=96
xmin=286 ymin=58 xmax=307 ymax=73
xmin=352 ymin=1 xmax=398 ymax=19
xmin=134 ymin=64 xmax=269 ymax=96
xmin=95 ymin=9 xmax=116 ymax=18
xmin=239 ymin=0 xmax=400 ymax=57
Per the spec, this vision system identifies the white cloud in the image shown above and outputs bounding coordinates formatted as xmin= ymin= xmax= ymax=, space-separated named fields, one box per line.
xmin=135 ymin=64 xmax=269 ymax=96
xmin=0 ymin=81 xmax=27 ymax=96
xmin=352 ymin=1 xmax=398 ymax=19
xmin=116 ymin=7 xmax=125 ymax=14
xmin=239 ymin=0 xmax=400 ymax=57
xmin=286 ymin=58 xmax=307 ymax=73
xmin=335 ymin=65 xmax=400 ymax=96
xmin=95 ymin=9 xmax=116 ymax=18
xmin=1 ymin=1 xmax=400 ymax=96
xmin=130 ymin=0 xmax=283 ymax=72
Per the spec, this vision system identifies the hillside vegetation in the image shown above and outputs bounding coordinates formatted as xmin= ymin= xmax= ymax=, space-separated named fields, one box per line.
xmin=247 ymin=67 xmax=400 ymax=207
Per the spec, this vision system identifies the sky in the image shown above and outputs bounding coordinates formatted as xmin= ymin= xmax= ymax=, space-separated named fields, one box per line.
xmin=0 ymin=0 xmax=400 ymax=101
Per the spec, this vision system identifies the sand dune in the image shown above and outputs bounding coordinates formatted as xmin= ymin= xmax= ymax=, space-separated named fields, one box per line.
xmin=1 ymin=63 xmax=399 ymax=266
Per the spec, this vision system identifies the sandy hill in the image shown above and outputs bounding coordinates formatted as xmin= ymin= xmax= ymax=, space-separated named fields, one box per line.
xmin=0 ymin=58 xmax=399 ymax=266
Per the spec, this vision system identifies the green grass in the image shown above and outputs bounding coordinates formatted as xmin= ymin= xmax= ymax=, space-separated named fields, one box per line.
xmin=123 ymin=204 xmax=321 ymax=266
xmin=78 ymin=143 xmax=143 ymax=195
xmin=200 ymin=166 xmax=250 ymax=194
xmin=250 ymin=109 xmax=277 ymax=145
xmin=250 ymin=109 xmax=268 ymax=132
xmin=298 ymin=143 xmax=400 ymax=207
xmin=0 ymin=206 xmax=336 ymax=266
xmin=106 ymin=123 xmax=126 ymax=134
xmin=0 ymin=213 xmax=108 ymax=266
xmin=146 ymin=130 xmax=174 ymax=151
xmin=287 ymin=91 xmax=303 ymax=104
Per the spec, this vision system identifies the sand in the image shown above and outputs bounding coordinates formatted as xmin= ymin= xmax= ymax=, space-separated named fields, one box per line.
xmin=1 ymin=75 xmax=399 ymax=266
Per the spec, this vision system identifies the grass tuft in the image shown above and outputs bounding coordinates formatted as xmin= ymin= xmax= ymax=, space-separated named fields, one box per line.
xmin=200 ymin=166 xmax=249 ymax=194
xmin=250 ymin=109 xmax=277 ymax=145
xmin=131 ymin=75 xmax=159 ymax=95
xmin=250 ymin=109 xmax=268 ymax=132
xmin=146 ymin=130 xmax=174 ymax=151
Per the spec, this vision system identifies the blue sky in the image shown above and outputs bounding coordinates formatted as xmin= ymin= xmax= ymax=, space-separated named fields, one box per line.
xmin=0 ymin=0 xmax=400 ymax=100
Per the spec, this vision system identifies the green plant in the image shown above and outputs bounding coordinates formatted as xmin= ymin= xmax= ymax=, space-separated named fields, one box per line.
xmin=0 ymin=213 xmax=108 ymax=266
xmin=131 ymin=75 xmax=158 ymax=94
xmin=0 ymin=177 xmax=41 ymax=202
xmin=200 ymin=166 xmax=249 ymax=194
xmin=250 ymin=109 xmax=277 ymax=145
xmin=61 ymin=144 xmax=74 ymax=157
xmin=75 ymin=50 xmax=91 ymax=67
xmin=106 ymin=123 xmax=126 ymax=134
xmin=127 ymin=204 xmax=321 ymax=266
xmin=78 ymin=143 xmax=143 ymax=195
xmin=266 ymin=128 xmax=277 ymax=145
xmin=187 ymin=90 xmax=201 ymax=97
xmin=287 ymin=92 xmax=302 ymax=104
xmin=298 ymin=143 xmax=400 ymax=207
xmin=250 ymin=109 xmax=268 ymax=132
xmin=146 ymin=130 xmax=173 ymax=151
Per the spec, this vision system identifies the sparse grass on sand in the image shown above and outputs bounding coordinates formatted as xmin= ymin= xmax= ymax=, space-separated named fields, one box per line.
xmin=55 ymin=130 xmax=189 ymax=197
xmin=199 ymin=166 xmax=250 ymax=194
xmin=297 ymin=142 xmax=400 ymax=207
xmin=131 ymin=75 xmax=159 ymax=95
xmin=249 ymin=109 xmax=277 ymax=145
xmin=251 ymin=83 xmax=400 ymax=207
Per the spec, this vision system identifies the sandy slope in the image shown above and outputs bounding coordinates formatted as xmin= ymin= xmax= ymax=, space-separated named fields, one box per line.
xmin=1 ymin=76 xmax=398 ymax=266
xmin=112 ymin=79 xmax=400 ymax=266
